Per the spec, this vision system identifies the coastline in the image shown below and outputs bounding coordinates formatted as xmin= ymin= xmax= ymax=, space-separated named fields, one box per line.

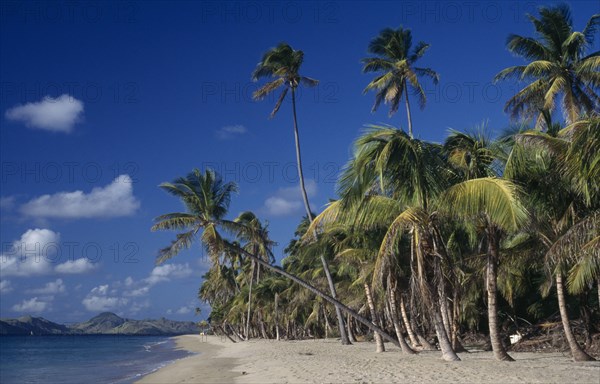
xmin=136 ymin=335 xmax=238 ymax=384
xmin=138 ymin=335 xmax=600 ymax=384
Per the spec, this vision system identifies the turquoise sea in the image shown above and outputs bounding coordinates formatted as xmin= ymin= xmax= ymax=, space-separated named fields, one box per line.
xmin=0 ymin=335 xmax=193 ymax=384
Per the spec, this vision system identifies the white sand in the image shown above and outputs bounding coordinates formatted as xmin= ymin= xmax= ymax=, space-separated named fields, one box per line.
xmin=137 ymin=335 xmax=600 ymax=383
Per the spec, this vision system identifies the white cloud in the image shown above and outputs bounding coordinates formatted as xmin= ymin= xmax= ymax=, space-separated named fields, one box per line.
xmin=5 ymin=94 xmax=84 ymax=133
xmin=27 ymin=279 xmax=65 ymax=294
xmin=123 ymin=263 xmax=193 ymax=298
xmin=92 ymin=285 xmax=109 ymax=295
xmin=215 ymin=124 xmax=247 ymax=140
xmin=262 ymin=180 xmax=317 ymax=216
xmin=124 ymin=286 xmax=150 ymax=297
xmin=12 ymin=297 xmax=49 ymax=313
xmin=176 ymin=306 xmax=192 ymax=315
xmin=82 ymin=296 xmax=128 ymax=312
xmin=21 ymin=175 xmax=140 ymax=219
xmin=0 ymin=280 xmax=13 ymax=294
xmin=55 ymin=258 xmax=96 ymax=274
xmin=263 ymin=196 xmax=302 ymax=216
xmin=82 ymin=284 xmax=128 ymax=312
xmin=0 ymin=228 xmax=60 ymax=277
xmin=145 ymin=263 xmax=192 ymax=285
xmin=0 ymin=196 xmax=16 ymax=211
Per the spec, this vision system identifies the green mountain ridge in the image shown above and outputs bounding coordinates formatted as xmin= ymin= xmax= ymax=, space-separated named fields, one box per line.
xmin=0 ymin=312 xmax=200 ymax=336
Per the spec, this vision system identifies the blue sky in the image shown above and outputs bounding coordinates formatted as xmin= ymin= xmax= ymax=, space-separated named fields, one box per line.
xmin=1 ymin=0 xmax=598 ymax=323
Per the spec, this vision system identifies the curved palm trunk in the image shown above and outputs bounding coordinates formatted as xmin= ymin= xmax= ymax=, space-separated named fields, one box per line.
xmin=421 ymin=231 xmax=460 ymax=361
xmin=245 ymin=260 xmax=255 ymax=340
xmin=400 ymin=295 xmax=420 ymax=348
xmin=291 ymin=87 xmax=351 ymax=345
xmin=430 ymin=262 xmax=461 ymax=361
xmin=486 ymin=226 xmax=514 ymax=361
xmin=404 ymin=82 xmax=414 ymax=139
xmin=364 ymin=283 xmax=385 ymax=353
xmin=556 ymin=273 xmax=595 ymax=361
xmin=388 ymin=285 xmax=416 ymax=354
xmin=235 ymin=245 xmax=401 ymax=348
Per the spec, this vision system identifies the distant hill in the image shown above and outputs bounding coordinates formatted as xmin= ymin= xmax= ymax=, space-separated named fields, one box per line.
xmin=0 ymin=316 xmax=70 ymax=335
xmin=0 ymin=312 xmax=200 ymax=336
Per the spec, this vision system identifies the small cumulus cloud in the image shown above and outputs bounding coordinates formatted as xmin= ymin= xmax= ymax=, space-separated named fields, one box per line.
xmin=26 ymin=279 xmax=66 ymax=294
xmin=215 ymin=124 xmax=247 ymax=140
xmin=55 ymin=258 xmax=97 ymax=274
xmin=122 ymin=263 xmax=193 ymax=298
xmin=12 ymin=297 xmax=49 ymax=313
xmin=5 ymin=94 xmax=84 ymax=133
xmin=0 ymin=228 xmax=60 ymax=277
xmin=176 ymin=306 xmax=192 ymax=315
xmin=262 ymin=180 xmax=317 ymax=216
xmin=82 ymin=284 xmax=128 ymax=312
xmin=20 ymin=175 xmax=140 ymax=219
xmin=145 ymin=263 xmax=193 ymax=285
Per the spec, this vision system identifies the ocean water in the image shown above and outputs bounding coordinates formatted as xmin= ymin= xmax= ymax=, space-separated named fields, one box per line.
xmin=0 ymin=335 xmax=194 ymax=384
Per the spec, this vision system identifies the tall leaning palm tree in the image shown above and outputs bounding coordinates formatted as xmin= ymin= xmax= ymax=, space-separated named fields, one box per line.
xmin=252 ymin=43 xmax=351 ymax=345
xmin=495 ymin=5 xmax=600 ymax=128
xmin=362 ymin=27 xmax=439 ymax=138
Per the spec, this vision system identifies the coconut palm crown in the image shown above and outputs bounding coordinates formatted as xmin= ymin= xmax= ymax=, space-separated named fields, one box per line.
xmin=495 ymin=4 xmax=600 ymax=127
xmin=362 ymin=26 xmax=439 ymax=138
xmin=251 ymin=42 xmax=319 ymax=118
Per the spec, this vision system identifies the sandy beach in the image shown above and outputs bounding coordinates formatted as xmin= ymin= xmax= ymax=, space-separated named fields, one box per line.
xmin=137 ymin=335 xmax=600 ymax=383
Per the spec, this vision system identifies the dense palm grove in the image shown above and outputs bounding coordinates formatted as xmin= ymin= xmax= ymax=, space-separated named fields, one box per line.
xmin=153 ymin=5 xmax=599 ymax=362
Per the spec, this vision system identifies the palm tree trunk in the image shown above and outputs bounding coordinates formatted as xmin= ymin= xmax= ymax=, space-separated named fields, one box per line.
xmin=439 ymin=288 xmax=452 ymax=339
xmin=364 ymin=283 xmax=385 ymax=353
xmin=486 ymin=226 xmax=514 ymax=361
xmin=275 ymin=293 xmax=280 ymax=341
xmin=290 ymin=87 xmax=351 ymax=345
xmin=404 ymin=82 xmax=414 ymax=139
xmin=556 ymin=273 xmax=595 ymax=361
xmin=245 ymin=260 xmax=255 ymax=340
xmin=400 ymin=295 xmax=420 ymax=348
xmin=388 ymin=286 xmax=416 ymax=354
xmin=429 ymin=260 xmax=461 ymax=361
xmin=431 ymin=303 xmax=460 ymax=361
xmin=347 ymin=312 xmax=356 ymax=343
xmin=235 ymin=245 xmax=401 ymax=348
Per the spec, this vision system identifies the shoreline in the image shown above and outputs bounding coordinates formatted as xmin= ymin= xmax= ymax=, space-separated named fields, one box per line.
xmin=136 ymin=335 xmax=238 ymax=384
xmin=137 ymin=335 xmax=600 ymax=384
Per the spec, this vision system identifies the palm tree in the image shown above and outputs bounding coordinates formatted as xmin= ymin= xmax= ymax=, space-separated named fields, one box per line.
xmin=252 ymin=42 xmax=351 ymax=345
xmin=505 ymin=122 xmax=598 ymax=361
xmin=362 ymin=27 xmax=439 ymax=138
xmin=495 ymin=5 xmax=600 ymax=127
xmin=441 ymin=178 xmax=528 ymax=361
xmin=322 ymin=126 xmax=461 ymax=361
xmin=152 ymin=168 xmax=400 ymax=347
